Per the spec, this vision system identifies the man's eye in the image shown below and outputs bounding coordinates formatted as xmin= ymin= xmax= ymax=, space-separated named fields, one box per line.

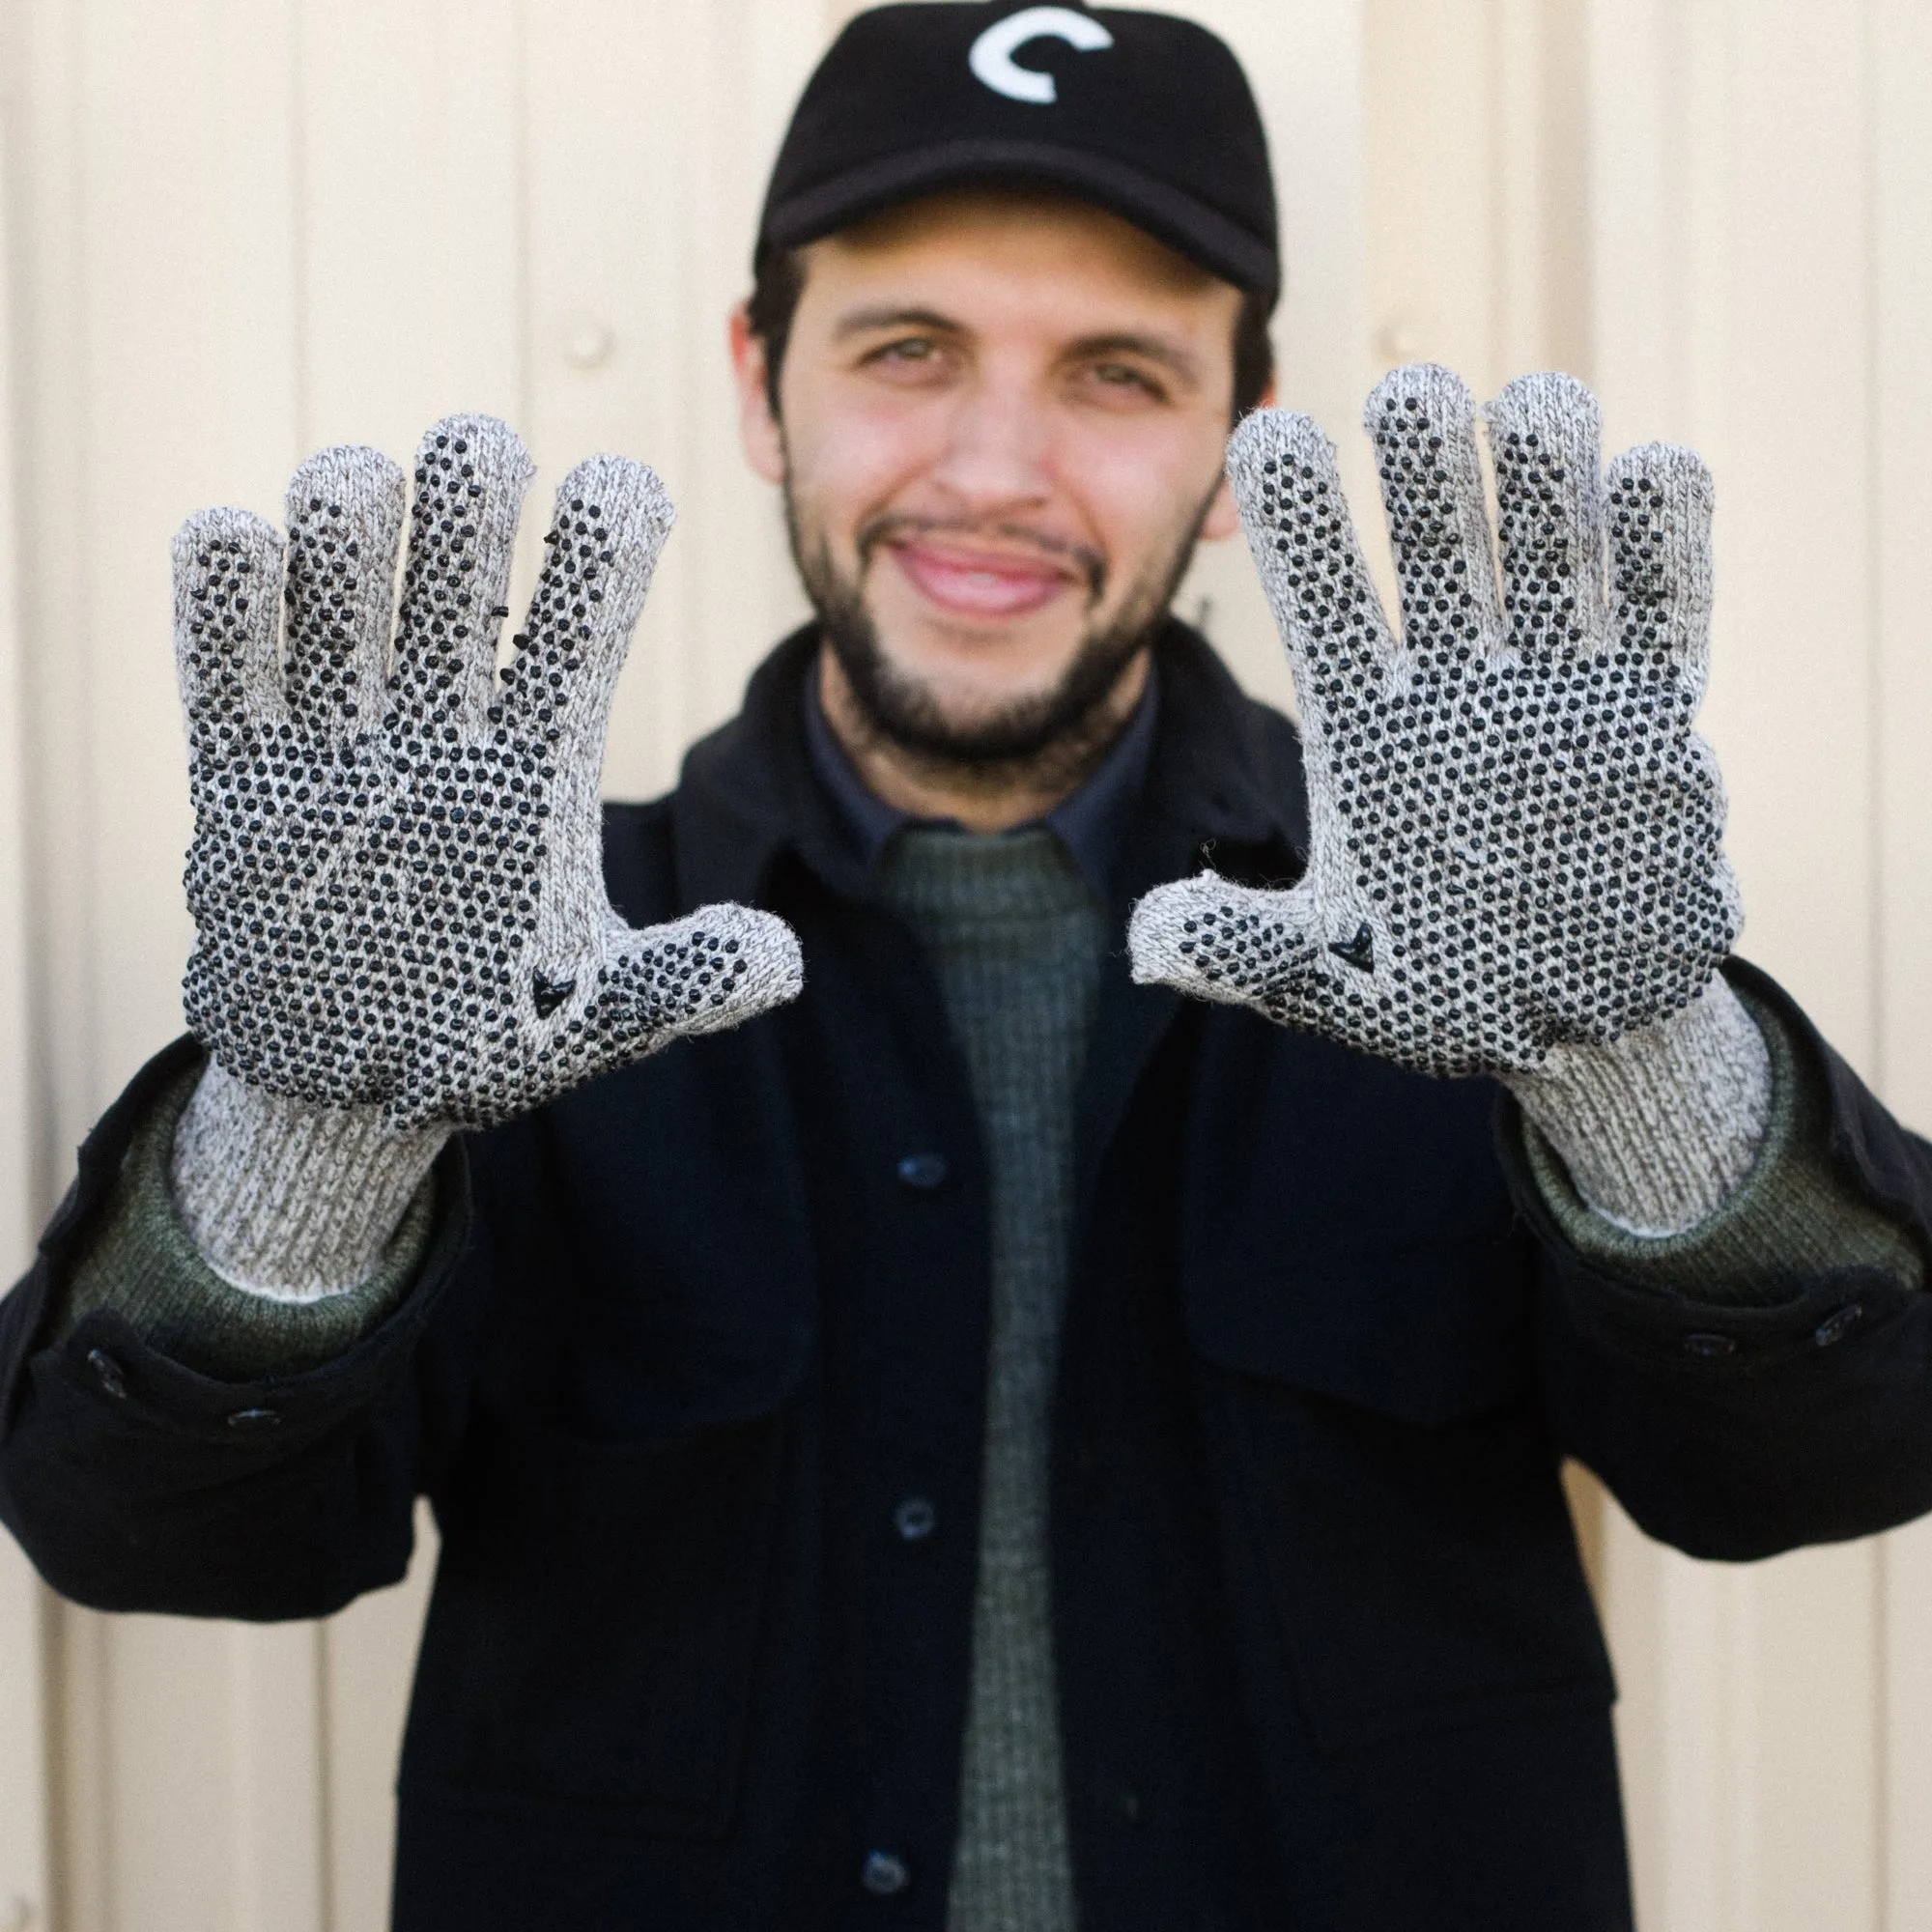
xmin=872 ymin=338 xmax=938 ymax=364
xmin=1090 ymin=362 xmax=1162 ymax=397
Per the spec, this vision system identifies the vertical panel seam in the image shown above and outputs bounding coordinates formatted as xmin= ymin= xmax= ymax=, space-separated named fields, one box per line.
xmin=1864 ymin=0 xmax=1887 ymax=1097
xmin=314 ymin=1625 xmax=335 ymax=1932
xmin=289 ymin=0 xmax=309 ymax=449
xmin=511 ymin=0 xmax=530 ymax=439
xmin=1861 ymin=2 xmax=1890 ymax=1922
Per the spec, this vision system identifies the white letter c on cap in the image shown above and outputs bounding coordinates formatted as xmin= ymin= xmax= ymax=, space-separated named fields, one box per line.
xmin=969 ymin=7 xmax=1116 ymax=105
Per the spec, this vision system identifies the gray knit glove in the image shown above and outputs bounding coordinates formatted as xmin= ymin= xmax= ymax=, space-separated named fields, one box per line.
xmin=167 ymin=415 xmax=802 ymax=1297
xmin=1130 ymin=365 xmax=1769 ymax=1236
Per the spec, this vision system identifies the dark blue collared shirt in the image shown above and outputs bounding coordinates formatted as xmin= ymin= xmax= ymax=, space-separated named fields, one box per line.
xmin=802 ymin=653 xmax=1159 ymax=897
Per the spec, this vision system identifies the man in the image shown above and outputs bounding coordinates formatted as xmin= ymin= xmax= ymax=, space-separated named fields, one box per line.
xmin=4 ymin=4 xmax=1931 ymax=1927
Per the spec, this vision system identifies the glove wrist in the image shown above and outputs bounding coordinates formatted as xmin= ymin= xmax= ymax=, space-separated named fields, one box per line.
xmin=170 ymin=1062 xmax=447 ymax=1301
xmin=1502 ymin=975 xmax=1772 ymax=1237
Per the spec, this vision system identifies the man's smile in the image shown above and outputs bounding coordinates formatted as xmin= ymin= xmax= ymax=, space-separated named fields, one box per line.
xmin=885 ymin=536 xmax=1086 ymax=622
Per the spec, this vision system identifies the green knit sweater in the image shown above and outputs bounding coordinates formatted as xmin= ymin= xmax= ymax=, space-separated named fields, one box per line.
xmin=875 ymin=827 xmax=1103 ymax=1932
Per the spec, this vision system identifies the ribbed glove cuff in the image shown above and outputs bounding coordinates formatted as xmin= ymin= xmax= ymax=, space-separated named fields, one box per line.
xmin=1502 ymin=975 xmax=1773 ymax=1237
xmin=170 ymin=1062 xmax=447 ymax=1301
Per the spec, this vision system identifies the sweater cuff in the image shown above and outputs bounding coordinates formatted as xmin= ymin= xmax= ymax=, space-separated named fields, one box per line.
xmin=1518 ymin=981 xmax=1925 ymax=1305
xmin=51 ymin=1063 xmax=436 ymax=1379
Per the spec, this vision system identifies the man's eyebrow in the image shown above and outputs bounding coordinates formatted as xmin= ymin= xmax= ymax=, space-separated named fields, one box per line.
xmin=828 ymin=311 xmax=1204 ymax=383
xmin=1064 ymin=331 xmax=1204 ymax=384
xmin=832 ymin=305 xmax=964 ymax=340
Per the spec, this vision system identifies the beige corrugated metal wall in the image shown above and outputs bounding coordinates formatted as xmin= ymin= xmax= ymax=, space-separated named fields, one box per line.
xmin=0 ymin=2 xmax=1929 ymax=1925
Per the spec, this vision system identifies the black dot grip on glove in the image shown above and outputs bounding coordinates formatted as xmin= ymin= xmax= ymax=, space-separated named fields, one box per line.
xmin=168 ymin=415 xmax=803 ymax=1296
xmin=1130 ymin=366 xmax=1769 ymax=1235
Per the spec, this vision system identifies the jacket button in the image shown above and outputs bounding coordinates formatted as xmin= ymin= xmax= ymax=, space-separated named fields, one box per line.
xmin=86 ymin=1349 xmax=128 ymax=1400
xmin=1682 ymin=1332 xmax=1738 ymax=1360
xmin=894 ymin=1496 xmax=937 ymax=1542
xmin=861 ymin=1850 xmax=910 ymax=1896
xmin=895 ymin=1152 xmax=948 ymax=1190
xmin=226 ymin=1407 xmax=283 ymax=1433
xmin=1814 ymin=1303 xmax=1864 ymax=1349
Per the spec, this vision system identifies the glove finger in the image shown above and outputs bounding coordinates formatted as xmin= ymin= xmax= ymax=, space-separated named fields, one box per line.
xmin=383 ymin=902 xmax=803 ymax=1132
xmin=496 ymin=458 xmax=676 ymax=953
xmin=281 ymin=445 xmax=406 ymax=742
xmin=1661 ymin=729 xmax=1736 ymax=919
xmin=1226 ymin=408 xmax=1399 ymax=697
xmin=495 ymin=448 xmax=676 ymax=842
xmin=388 ymin=414 xmax=534 ymax=743
xmin=1364 ymin=364 xmax=1504 ymax=670
xmin=1711 ymin=848 xmax=1746 ymax=946
xmin=1606 ymin=442 xmax=1715 ymax=697
xmin=1484 ymin=372 xmax=1606 ymax=660
xmin=1129 ymin=872 xmax=1341 ymax=1019
xmin=579 ymin=903 xmax=803 ymax=1053
xmin=172 ymin=508 xmax=287 ymax=758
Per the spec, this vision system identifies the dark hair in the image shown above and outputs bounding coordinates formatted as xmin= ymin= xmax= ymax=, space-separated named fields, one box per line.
xmin=747 ymin=243 xmax=1276 ymax=428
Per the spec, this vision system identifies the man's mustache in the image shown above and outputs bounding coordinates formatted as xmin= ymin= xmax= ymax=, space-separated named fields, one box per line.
xmin=853 ymin=514 xmax=1107 ymax=604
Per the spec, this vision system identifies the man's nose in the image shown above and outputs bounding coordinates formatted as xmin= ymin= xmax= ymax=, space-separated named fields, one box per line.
xmin=926 ymin=375 xmax=1053 ymax=514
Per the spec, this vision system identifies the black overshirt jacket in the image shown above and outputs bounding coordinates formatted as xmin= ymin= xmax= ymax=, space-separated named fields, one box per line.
xmin=8 ymin=623 xmax=1932 ymax=1930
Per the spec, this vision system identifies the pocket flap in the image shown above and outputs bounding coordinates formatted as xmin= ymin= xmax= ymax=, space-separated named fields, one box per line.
xmin=1216 ymin=1380 xmax=1613 ymax=1748
xmin=1180 ymin=1018 xmax=1535 ymax=1424
xmin=405 ymin=1405 xmax=785 ymax=1836
xmin=1182 ymin=1234 xmax=1536 ymax=1425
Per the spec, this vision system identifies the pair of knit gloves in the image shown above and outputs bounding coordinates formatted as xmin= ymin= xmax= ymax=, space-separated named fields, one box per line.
xmin=166 ymin=366 xmax=1767 ymax=1303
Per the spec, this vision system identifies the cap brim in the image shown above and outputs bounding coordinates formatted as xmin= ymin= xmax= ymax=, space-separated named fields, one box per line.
xmin=760 ymin=136 xmax=1279 ymax=300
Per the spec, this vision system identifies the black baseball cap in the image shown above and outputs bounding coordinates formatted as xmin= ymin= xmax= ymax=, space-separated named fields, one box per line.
xmin=758 ymin=2 xmax=1280 ymax=306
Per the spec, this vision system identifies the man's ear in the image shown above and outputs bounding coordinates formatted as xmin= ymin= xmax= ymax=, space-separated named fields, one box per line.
xmin=1202 ymin=374 xmax=1278 ymax=541
xmin=1200 ymin=473 xmax=1241 ymax=542
xmin=729 ymin=302 xmax=786 ymax=485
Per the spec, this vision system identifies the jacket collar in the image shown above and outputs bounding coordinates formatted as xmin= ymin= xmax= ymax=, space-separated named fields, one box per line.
xmin=670 ymin=618 xmax=1308 ymax=914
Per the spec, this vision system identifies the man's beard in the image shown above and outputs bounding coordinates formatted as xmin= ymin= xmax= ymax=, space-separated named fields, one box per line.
xmin=786 ymin=482 xmax=1215 ymax=797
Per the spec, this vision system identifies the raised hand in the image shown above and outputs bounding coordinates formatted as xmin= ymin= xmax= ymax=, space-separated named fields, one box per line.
xmin=1130 ymin=364 xmax=1739 ymax=1082
xmin=175 ymin=415 xmax=802 ymax=1135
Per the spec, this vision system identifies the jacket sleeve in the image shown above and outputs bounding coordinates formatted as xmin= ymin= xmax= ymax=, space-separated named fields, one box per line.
xmin=1514 ymin=962 xmax=1932 ymax=1559
xmin=53 ymin=1047 xmax=435 ymax=1379
xmin=0 ymin=1037 xmax=485 ymax=1620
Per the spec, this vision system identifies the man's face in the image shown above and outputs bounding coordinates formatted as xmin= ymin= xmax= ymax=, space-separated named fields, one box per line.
xmin=732 ymin=189 xmax=1247 ymax=770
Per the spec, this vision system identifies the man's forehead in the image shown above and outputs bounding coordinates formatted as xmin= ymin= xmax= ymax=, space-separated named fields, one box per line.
xmin=800 ymin=187 xmax=1241 ymax=318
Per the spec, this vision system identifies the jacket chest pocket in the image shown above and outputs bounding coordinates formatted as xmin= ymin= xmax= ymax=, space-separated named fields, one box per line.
xmin=1179 ymin=1014 xmax=1537 ymax=1424
xmin=401 ymin=1405 xmax=785 ymax=1838
xmin=1212 ymin=1376 xmax=1613 ymax=1749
